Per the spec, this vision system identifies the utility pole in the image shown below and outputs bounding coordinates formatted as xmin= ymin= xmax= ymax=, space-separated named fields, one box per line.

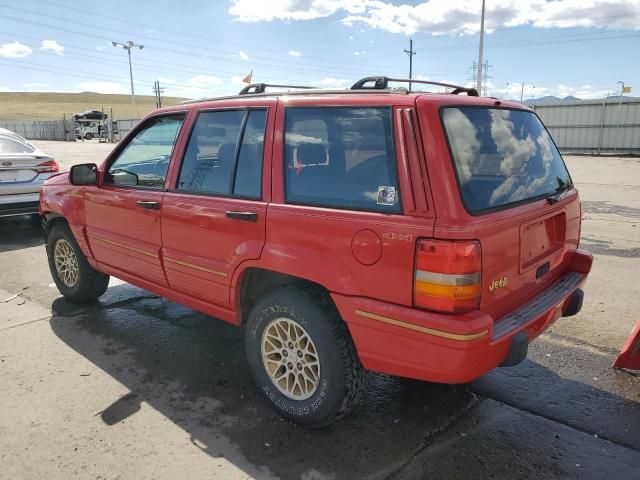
xmin=404 ymin=38 xmax=416 ymax=92
xmin=520 ymin=81 xmax=525 ymax=102
xmin=153 ymin=80 xmax=165 ymax=109
xmin=112 ymin=40 xmax=144 ymax=118
xmin=476 ymin=0 xmax=486 ymax=94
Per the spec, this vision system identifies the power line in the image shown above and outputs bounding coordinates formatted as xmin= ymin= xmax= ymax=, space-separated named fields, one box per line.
xmin=0 ymin=5 xmax=406 ymax=78
xmin=30 ymin=0 xmax=407 ymax=71
xmin=0 ymin=12 xmax=406 ymax=79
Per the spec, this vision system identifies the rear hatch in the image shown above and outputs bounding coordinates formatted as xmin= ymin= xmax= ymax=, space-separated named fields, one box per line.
xmin=439 ymin=105 xmax=580 ymax=319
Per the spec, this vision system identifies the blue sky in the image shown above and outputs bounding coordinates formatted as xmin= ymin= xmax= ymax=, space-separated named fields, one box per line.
xmin=0 ymin=0 xmax=639 ymax=101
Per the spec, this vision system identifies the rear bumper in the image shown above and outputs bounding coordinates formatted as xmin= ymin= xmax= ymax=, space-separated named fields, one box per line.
xmin=0 ymin=193 xmax=40 ymax=217
xmin=333 ymin=249 xmax=593 ymax=384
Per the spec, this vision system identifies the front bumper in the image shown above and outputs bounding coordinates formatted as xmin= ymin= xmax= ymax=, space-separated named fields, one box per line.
xmin=332 ymin=249 xmax=593 ymax=384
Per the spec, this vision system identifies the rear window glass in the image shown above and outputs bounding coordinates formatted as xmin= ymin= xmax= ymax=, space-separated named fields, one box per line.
xmin=441 ymin=107 xmax=572 ymax=213
xmin=0 ymin=136 xmax=35 ymax=154
xmin=284 ymin=107 xmax=400 ymax=213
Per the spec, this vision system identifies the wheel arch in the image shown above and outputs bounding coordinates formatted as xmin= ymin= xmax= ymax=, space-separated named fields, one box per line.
xmin=235 ymin=267 xmax=340 ymax=326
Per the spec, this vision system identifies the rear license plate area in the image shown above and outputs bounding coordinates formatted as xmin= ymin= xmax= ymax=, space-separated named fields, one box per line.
xmin=0 ymin=170 xmax=35 ymax=183
xmin=520 ymin=212 xmax=566 ymax=270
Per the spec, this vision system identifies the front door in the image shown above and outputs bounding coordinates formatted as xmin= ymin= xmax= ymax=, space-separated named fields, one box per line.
xmin=85 ymin=114 xmax=186 ymax=285
xmin=161 ymin=103 xmax=274 ymax=307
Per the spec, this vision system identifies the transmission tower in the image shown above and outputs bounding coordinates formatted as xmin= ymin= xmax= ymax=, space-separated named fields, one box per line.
xmin=469 ymin=61 xmax=493 ymax=97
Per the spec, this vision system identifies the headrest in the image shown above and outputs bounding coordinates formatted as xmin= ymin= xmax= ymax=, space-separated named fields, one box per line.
xmin=296 ymin=143 xmax=326 ymax=166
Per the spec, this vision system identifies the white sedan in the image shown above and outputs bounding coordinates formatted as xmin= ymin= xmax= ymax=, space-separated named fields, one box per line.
xmin=0 ymin=128 xmax=60 ymax=218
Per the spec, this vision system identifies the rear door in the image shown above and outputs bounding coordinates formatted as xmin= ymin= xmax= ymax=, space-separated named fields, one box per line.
xmin=423 ymin=99 xmax=580 ymax=318
xmin=160 ymin=101 xmax=275 ymax=307
xmin=267 ymin=98 xmax=435 ymax=307
xmin=84 ymin=113 xmax=186 ymax=285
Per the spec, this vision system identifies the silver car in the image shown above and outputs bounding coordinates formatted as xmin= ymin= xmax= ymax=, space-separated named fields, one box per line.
xmin=0 ymin=128 xmax=59 ymax=218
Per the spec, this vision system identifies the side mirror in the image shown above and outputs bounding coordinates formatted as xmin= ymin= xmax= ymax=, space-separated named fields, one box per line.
xmin=70 ymin=163 xmax=98 ymax=185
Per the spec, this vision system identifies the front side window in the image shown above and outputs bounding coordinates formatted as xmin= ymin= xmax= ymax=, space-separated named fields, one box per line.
xmin=441 ymin=107 xmax=572 ymax=213
xmin=105 ymin=115 xmax=184 ymax=188
xmin=284 ymin=107 xmax=400 ymax=213
xmin=177 ymin=109 xmax=267 ymax=198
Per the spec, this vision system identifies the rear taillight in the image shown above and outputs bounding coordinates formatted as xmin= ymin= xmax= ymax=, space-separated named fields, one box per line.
xmin=35 ymin=160 xmax=59 ymax=173
xmin=414 ymin=239 xmax=481 ymax=314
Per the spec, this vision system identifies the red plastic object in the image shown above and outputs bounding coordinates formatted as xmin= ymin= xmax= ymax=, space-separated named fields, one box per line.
xmin=612 ymin=321 xmax=640 ymax=370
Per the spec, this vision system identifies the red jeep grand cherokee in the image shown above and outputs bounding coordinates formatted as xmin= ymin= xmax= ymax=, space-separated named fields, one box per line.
xmin=40 ymin=77 xmax=592 ymax=427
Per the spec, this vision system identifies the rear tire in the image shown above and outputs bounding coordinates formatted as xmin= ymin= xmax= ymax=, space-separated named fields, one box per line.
xmin=46 ymin=222 xmax=109 ymax=303
xmin=245 ymin=286 xmax=366 ymax=427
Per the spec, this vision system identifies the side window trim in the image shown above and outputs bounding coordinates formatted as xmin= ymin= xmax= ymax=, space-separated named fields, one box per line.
xmin=102 ymin=112 xmax=187 ymax=191
xmin=173 ymin=107 xmax=267 ymax=200
xmin=227 ymin=111 xmax=250 ymax=195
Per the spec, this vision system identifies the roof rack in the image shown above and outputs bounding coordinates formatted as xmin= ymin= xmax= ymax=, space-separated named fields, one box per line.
xmin=239 ymin=83 xmax=316 ymax=95
xmin=350 ymin=76 xmax=479 ymax=96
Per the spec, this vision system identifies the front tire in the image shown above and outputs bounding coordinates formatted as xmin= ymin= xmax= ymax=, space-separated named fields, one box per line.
xmin=46 ymin=222 xmax=109 ymax=303
xmin=84 ymin=132 xmax=93 ymax=140
xmin=245 ymin=286 xmax=366 ymax=427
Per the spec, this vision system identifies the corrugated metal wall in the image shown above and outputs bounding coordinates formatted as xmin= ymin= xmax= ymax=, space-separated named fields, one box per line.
xmin=0 ymin=119 xmax=75 ymax=141
xmin=533 ymin=99 xmax=640 ymax=154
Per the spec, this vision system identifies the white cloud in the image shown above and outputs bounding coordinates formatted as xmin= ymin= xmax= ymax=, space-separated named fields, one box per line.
xmin=187 ymin=75 xmax=224 ymax=87
xmin=167 ymin=75 xmax=227 ymax=98
xmin=310 ymin=77 xmax=350 ymax=89
xmin=353 ymin=50 xmax=367 ymax=55
xmin=229 ymin=0 xmax=640 ymax=35
xmin=496 ymin=82 xmax=613 ymax=100
xmin=0 ymin=41 xmax=32 ymax=58
xmin=22 ymin=82 xmax=49 ymax=91
xmin=0 ymin=86 xmax=10 ymax=92
xmin=238 ymin=50 xmax=249 ymax=60
xmin=229 ymin=0 xmax=365 ymax=22
xmin=77 ymin=81 xmax=128 ymax=94
xmin=40 ymin=40 xmax=64 ymax=55
xmin=287 ymin=49 xmax=303 ymax=57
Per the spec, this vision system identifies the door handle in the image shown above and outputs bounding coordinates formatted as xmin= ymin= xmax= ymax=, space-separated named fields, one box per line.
xmin=225 ymin=211 xmax=257 ymax=222
xmin=136 ymin=201 xmax=161 ymax=210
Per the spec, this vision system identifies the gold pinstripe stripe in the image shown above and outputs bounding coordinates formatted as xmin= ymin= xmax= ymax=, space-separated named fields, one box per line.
xmin=355 ymin=309 xmax=488 ymax=341
xmin=90 ymin=234 xmax=156 ymax=258
xmin=164 ymin=256 xmax=228 ymax=277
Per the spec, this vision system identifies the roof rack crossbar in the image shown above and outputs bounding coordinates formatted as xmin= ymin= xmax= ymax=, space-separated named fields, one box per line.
xmin=239 ymin=83 xmax=316 ymax=95
xmin=351 ymin=76 xmax=479 ymax=96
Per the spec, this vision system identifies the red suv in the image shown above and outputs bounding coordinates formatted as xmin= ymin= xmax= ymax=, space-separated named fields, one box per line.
xmin=40 ymin=77 xmax=592 ymax=427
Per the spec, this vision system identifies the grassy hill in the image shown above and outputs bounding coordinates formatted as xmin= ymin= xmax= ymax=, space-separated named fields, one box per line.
xmin=0 ymin=92 xmax=188 ymax=121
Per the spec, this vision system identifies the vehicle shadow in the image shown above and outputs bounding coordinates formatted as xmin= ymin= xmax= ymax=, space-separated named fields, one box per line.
xmin=49 ymin=293 xmax=640 ymax=479
xmin=0 ymin=215 xmax=43 ymax=253
xmin=49 ymin=293 xmax=476 ymax=480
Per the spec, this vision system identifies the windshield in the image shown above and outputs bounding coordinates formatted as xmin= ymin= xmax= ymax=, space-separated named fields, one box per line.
xmin=441 ymin=107 xmax=572 ymax=214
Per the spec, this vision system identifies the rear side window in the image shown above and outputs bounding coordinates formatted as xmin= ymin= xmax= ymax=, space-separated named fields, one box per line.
xmin=284 ymin=107 xmax=400 ymax=213
xmin=178 ymin=109 xmax=266 ymax=198
xmin=442 ymin=107 xmax=572 ymax=214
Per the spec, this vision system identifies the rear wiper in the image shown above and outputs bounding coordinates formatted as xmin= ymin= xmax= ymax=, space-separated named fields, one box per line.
xmin=546 ymin=183 xmax=573 ymax=204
